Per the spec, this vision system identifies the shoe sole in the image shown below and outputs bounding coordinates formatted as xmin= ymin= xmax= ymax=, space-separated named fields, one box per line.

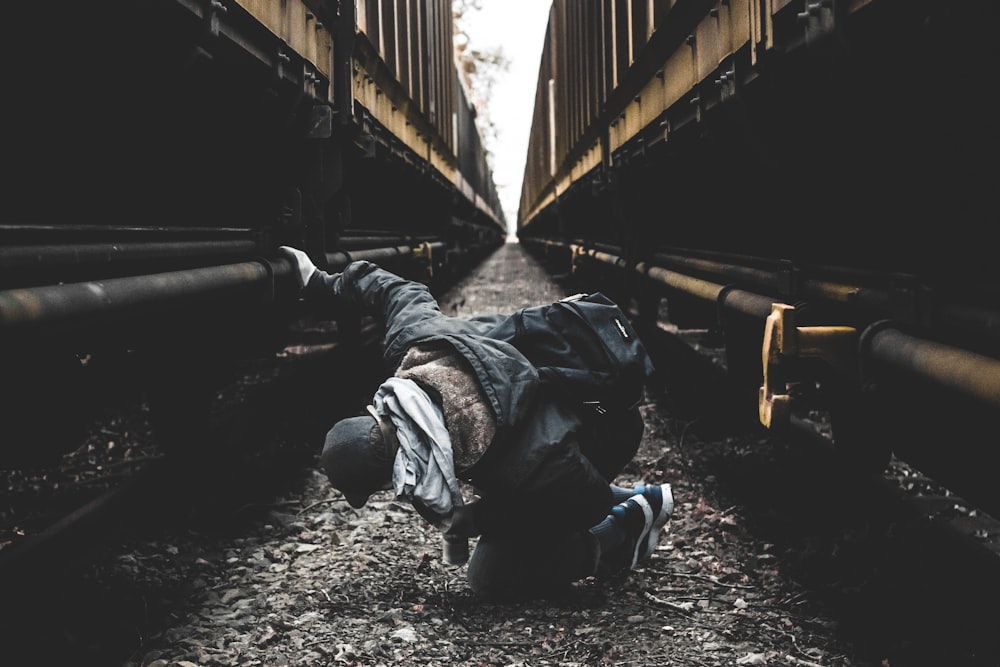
xmin=628 ymin=494 xmax=655 ymax=569
xmin=640 ymin=484 xmax=674 ymax=563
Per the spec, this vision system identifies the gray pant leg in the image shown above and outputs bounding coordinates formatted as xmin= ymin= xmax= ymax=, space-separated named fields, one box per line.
xmin=466 ymin=530 xmax=600 ymax=600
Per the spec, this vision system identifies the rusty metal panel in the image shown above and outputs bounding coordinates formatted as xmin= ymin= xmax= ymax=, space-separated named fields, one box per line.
xmin=729 ymin=0 xmax=753 ymax=48
xmin=393 ymin=0 xmax=406 ymax=87
xmin=661 ymin=42 xmax=698 ymax=109
xmin=405 ymin=0 xmax=418 ymax=99
xmin=570 ymin=2 xmax=583 ymax=144
xmin=357 ymin=0 xmax=376 ymax=40
xmin=412 ymin=0 xmax=425 ymax=111
xmin=614 ymin=0 xmax=630 ymax=85
xmin=238 ymin=0 xmax=281 ymax=32
xmin=750 ymin=0 xmax=763 ymax=62
xmin=520 ymin=17 xmax=557 ymax=226
xmin=234 ymin=0 xmax=329 ymax=77
xmin=349 ymin=0 xmax=461 ymax=187
xmin=692 ymin=8 xmax=725 ymax=82
xmin=550 ymin=1 xmax=563 ymax=162
xmin=587 ymin=3 xmax=603 ymax=125
xmin=762 ymin=0 xmax=776 ymax=52
xmin=380 ymin=0 xmax=395 ymax=72
xmin=608 ymin=26 xmax=696 ymax=153
xmin=604 ymin=0 xmax=753 ymax=153
xmin=630 ymin=0 xmax=651 ymax=61
xmin=438 ymin=0 xmax=455 ymax=154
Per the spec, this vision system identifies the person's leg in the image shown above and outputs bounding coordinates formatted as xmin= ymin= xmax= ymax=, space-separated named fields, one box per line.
xmin=466 ymin=530 xmax=600 ymax=600
xmin=466 ymin=483 xmax=675 ymax=598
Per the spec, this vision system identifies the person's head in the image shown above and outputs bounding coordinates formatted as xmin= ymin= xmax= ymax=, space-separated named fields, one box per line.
xmin=321 ymin=407 xmax=397 ymax=508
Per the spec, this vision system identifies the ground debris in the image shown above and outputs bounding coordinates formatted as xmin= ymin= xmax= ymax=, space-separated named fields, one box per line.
xmin=8 ymin=247 xmax=988 ymax=667
xmin=80 ymin=386 xmax=883 ymax=667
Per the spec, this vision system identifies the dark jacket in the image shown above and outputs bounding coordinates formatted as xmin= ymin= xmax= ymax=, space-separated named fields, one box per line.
xmin=306 ymin=261 xmax=640 ymax=534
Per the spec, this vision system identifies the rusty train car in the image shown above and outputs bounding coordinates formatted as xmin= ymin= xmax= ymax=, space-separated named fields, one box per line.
xmin=518 ymin=0 xmax=1000 ymax=520
xmin=0 ymin=0 xmax=505 ymax=466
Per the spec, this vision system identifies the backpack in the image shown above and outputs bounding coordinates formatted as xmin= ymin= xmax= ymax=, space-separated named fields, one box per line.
xmin=505 ymin=292 xmax=656 ymax=416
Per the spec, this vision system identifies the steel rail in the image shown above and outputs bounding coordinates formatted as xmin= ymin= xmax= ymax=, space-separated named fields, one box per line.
xmin=861 ymin=324 xmax=1000 ymax=411
xmin=326 ymin=246 xmax=414 ymax=270
xmin=0 ymin=240 xmax=258 ymax=271
xmin=0 ymin=224 xmax=253 ymax=239
xmin=576 ymin=243 xmax=1000 ymax=414
xmin=326 ymin=241 xmax=447 ymax=271
xmin=0 ymin=240 xmax=455 ymax=337
xmin=0 ymin=261 xmax=291 ymax=334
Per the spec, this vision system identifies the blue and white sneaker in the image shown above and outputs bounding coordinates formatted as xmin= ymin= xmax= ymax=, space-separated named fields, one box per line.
xmin=598 ymin=495 xmax=653 ymax=575
xmin=633 ymin=483 xmax=674 ymax=564
xmin=624 ymin=494 xmax=655 ymax=569
xmin=597 ymin=484 xmax=675 ymax=576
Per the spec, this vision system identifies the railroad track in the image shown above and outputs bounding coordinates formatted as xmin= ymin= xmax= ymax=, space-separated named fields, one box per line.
xmin=3 ymin=272 xmax=1000 ymax=664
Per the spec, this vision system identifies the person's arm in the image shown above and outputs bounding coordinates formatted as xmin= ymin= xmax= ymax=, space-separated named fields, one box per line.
xmin=280 ymin=247 xmax=446 ymax=363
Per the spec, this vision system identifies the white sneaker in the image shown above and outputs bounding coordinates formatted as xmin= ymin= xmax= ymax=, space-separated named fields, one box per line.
xmin=634 ymin=483 xmax=674 ymax=563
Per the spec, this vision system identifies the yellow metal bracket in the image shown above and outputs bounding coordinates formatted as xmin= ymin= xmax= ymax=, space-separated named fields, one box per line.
xmin=759 ymin=303 xmax=858 ymax=429
xmin=414 ymin=241 xmax=433 ymax=277
xmin=570 ymin=244 xmax=584 ymax=274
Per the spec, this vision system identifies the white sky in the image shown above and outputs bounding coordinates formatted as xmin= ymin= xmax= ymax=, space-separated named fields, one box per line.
xmin=460 ymin=1 xmax=552 ymax=234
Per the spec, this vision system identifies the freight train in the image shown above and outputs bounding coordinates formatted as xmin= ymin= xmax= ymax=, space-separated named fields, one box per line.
xmin=0 ymin=0 xmax=506 ymax=466
xmin=518 ymin=0 xmax=1000 ymax=520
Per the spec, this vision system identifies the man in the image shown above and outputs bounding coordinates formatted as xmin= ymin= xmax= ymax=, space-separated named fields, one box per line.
xmin=280 ymin=246 xmax=673 ymax=600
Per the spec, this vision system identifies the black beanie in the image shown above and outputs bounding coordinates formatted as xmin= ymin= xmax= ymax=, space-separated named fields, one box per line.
xmin=321 ymin=412 xmax=396 ymax=508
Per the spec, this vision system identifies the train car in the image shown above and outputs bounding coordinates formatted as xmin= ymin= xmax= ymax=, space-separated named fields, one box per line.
xmin=0 ymin=0 xmax=505 ymax=466
xmin=518 ymin=0 xmax=1000 ymax=519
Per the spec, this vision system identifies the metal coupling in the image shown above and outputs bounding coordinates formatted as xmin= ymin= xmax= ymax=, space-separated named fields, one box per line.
xmin=759 ymin=303 xmax=857 ymax=429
